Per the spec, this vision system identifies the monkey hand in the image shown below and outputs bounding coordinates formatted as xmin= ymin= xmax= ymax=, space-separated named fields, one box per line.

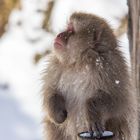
xmin=48 ymin=94 xmax=67 ymax=124
xmin=89 ymin=121 xmax=105 ymax=139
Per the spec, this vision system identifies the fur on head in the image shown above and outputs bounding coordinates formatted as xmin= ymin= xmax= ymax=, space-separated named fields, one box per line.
xmin=54 ymin=12 xmax=117 ymax=66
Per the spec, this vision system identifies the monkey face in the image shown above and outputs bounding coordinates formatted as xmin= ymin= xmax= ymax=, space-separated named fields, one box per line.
xmin=54 ymin=12 xmax=117 ymax=65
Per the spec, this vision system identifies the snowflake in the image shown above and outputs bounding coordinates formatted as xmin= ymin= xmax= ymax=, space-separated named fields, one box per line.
xmin=115 ymin=80 xmax=120 ymax=84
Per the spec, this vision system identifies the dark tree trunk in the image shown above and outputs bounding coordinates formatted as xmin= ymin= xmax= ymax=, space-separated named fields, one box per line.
xmin=127 ymin=0 xmax=140 ymax=96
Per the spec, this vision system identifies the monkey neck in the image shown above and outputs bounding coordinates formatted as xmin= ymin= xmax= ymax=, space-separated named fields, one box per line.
xmin=52 ymin=54 xmax=101 ymax=73
xmin=60 ymin=61 xmax=96 ymax=74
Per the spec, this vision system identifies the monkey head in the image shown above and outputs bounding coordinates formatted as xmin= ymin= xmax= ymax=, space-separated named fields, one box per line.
xmin=54 ymin=12 xmax=117 ymax=65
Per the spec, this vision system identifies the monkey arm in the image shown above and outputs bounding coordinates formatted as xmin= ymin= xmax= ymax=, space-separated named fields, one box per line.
xmin=86 ymin=89 xmax=127 ymax=135
xmin=44 ymin=92 xmax=67 ymax=124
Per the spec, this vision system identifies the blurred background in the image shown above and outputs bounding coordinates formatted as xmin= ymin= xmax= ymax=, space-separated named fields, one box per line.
xmin=0 ymin=0 xmax=133 ymax=140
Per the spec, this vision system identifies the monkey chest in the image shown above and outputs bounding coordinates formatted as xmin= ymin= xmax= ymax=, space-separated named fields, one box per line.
xmin=59 ymin=72 xmax=90 ymax=100
xmin=57 ymin=70 xmax=99 ymax=112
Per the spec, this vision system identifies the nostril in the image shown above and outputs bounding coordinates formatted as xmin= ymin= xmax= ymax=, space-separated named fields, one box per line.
xmin=57 ymin=32 xmax=65 ymax=38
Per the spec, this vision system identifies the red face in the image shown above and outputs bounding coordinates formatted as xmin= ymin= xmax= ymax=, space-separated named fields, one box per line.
xmin=54 ymin=23 xmax=74 ymax=49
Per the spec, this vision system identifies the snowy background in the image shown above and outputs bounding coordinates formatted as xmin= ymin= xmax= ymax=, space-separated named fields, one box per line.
xmin=0 ymin=0 xmax=129 ymax=140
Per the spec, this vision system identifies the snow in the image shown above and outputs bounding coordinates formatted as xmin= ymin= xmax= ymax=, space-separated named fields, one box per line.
xmin=115 ymin=80 xmax=120 ymax=84
xmin=96 ymin=57 xmax=103 ymax=68
xmin=0 ymin=0 xmax=129 ymax=140
xmin=79 ymin=132 xmax=92 ymax=138
xmin=96 ymin=58 xmax=100 ymax=63
xmin=0 ymin=85 xmax=41 ymax=140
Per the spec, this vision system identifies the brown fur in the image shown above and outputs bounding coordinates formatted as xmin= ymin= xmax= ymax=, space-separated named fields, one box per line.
xmin=42 ymin=12 xmax=138 ymax=140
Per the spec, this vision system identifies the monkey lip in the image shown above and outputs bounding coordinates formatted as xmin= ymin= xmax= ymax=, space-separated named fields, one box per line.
xmin=54 ymin=38 xmax=65 ymax=49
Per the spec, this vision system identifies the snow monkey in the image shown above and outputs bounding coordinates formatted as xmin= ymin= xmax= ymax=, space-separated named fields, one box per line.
xmin=42 ymin=12 xmax=138 ymax=140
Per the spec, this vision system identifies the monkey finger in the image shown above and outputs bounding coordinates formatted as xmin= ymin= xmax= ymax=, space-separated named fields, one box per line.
xmin=91 ymin=122 xmax=105 ymax=138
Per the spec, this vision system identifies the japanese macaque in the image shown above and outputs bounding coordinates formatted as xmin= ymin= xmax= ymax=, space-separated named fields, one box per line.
xmin=42 ymin=12 xmax=138 ymax=140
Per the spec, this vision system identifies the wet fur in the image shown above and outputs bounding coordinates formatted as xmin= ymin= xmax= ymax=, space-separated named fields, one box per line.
xmin=42 ymin=12 xmax=138 ymax=140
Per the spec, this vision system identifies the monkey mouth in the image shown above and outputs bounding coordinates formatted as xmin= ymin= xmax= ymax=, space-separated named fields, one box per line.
xmin=54 ymin=38 xmax=65 ymax=49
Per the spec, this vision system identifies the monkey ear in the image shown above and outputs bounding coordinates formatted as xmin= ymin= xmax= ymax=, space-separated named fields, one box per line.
xmin=93 ymin=30 xmax=109 ymax=53
xmin=93 ymin=30 xmax=102 ymax=42
xmin=94 ymin=44 xmax=108 ymax=53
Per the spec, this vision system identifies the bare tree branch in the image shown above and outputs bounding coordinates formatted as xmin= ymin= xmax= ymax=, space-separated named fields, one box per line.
xmin=34 ymin=49 xmax=51 ymax=64
xmin=0 ymin=0 xmax=20 ymax=37
xmin=114 ymin=15 xmax=128 ymax=37
xmin=42 ymin=0 xmax=55 ymax=32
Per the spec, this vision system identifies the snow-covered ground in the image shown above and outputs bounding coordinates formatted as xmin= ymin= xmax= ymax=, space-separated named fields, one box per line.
xmin=0 ymin=0 xmax=129 ymax=140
